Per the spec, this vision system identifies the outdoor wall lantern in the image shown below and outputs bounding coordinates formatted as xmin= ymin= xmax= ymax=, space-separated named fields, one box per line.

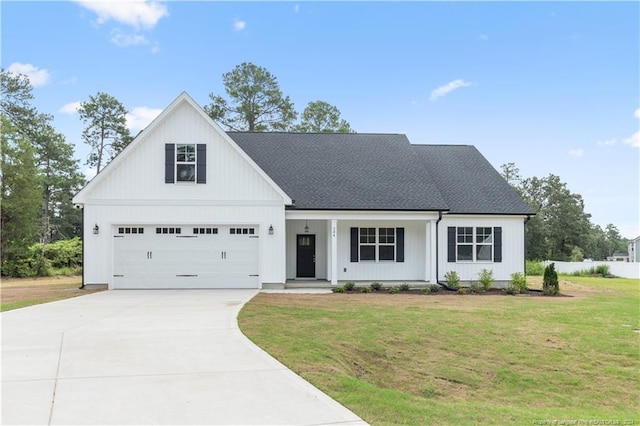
xmin=93 ymin=224 xmax=100 ymax=235
xmin=268 ymin=225 xmax=274 ymax=235
xmin=304 ymin=220 xmax=309 ymax=233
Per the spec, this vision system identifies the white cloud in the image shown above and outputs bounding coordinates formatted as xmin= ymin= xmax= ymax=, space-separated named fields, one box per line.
xmin=6 ymin=62 xmax=50 ymax=87
xmin=75 ymin=0 xmax=168 ymax=30
xmin=233 ymin=19 xmax=246 ymax=31
xmin=634 ymin=108 xmax=640 ymax=119
xmin=624 ymin=131 xmax=640 ymax=148
xmin=596 ymin=139 xmax=616 ymax=147
xmin=126 ymin=106 xmax=162 ymax=131
xmin=111 ymin=29 xmax=149 ymax=47
xmin=569 ymin=149 xmax=584 ymax=158
xmin=59 ymin=101 xmax=82 ymax=115
xmin=294 ymin=4 xmax=300 ymax=13
xmin=429 ymin=79 xmax=472 ymax=101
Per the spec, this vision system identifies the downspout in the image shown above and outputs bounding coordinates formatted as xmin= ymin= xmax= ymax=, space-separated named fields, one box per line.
xmin=524 ymin=215 xmax=532 ymax=275
xmin=79 ymin=205 xmax=85 ymax=289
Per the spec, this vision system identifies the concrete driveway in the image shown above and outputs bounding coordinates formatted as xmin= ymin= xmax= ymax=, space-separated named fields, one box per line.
xmin=2 ymin=290 xmax=367 ymax=425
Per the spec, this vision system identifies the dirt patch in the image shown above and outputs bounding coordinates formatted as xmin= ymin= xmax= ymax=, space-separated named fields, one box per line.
xmin=1 ymin=275 xmax=105 ymax=307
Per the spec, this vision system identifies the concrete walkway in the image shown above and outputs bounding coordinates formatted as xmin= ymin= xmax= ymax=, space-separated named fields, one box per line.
xmin=1 ymin=290 xmax=368 ymax=425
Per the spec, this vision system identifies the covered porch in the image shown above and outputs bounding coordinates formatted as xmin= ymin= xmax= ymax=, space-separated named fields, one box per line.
xmin=283 ymin=210 xmax=441 ymax=286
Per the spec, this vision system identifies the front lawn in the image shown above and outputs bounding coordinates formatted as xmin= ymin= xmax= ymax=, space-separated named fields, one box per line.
xmin=0 ymin=276 xmax=104 ymax=312
xmin=239 ymin=276 xmax=639 ymax=425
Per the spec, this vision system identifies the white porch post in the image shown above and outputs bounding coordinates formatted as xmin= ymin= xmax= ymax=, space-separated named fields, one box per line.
xmin=430 ymin=219 xmax=438 ymax=283
xmin=331 ymin=219 xmax=338 ymax=285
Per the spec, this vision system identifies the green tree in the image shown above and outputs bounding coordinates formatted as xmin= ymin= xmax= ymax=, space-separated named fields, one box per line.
xmin=205 ymin=62 xmax=297 ymax=131
xmin=293 ymin=100 xmax=353 ymax=133
xmin=1 ymin=116 xmax=41 ymax=275
xmin=78 ymin=92 xmax=132 ymax=173
xmin=518 ymin=174 xmax=592 ymax=261
xmin=604 ymin=224 xmax=627 ymax=257
xmin=0 ymin=68 xmax=38 ymax=135
xmin=500 ymin=162 xmax=522 ymax=188
xmin=32 ymin=114 xmax=85 ymax=245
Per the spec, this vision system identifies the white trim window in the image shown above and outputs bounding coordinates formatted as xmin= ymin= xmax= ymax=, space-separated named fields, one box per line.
xmin=176 ymin=144 xmax=196 ymax=182
xmin=378 ymin=228 xmax=395 ymax=261
xmin=359 ymin=227 xmax=376 ymax=261
xmin=451 ymin=226 xmax=498 ymax=262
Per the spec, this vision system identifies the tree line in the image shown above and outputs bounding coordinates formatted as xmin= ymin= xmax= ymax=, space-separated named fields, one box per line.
xmin=0 ymin=63 xmax=629 ymax=277
xmin=501 ymin=163 xmax=628 ymax=261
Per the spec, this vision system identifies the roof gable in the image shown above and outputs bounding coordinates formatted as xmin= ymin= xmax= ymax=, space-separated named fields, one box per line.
xmin=73 ymin=93 xmax=291 ymax=204
xmin=228 ymin=132 xmax=449 ymax=211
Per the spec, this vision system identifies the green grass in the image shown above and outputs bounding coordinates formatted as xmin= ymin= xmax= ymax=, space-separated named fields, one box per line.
xmin=239 ymin=277 xmax=640 ymax=425
xmin=0 ymin=299 xmax=50 ymax=312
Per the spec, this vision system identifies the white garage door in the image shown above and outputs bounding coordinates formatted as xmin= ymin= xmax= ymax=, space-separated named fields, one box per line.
xmin=113 ymin=225 xmax=259 ymax=289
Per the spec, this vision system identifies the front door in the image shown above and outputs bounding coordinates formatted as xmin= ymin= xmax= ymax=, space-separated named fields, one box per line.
xmin=296 ymin=234 xmax=316 ymax=278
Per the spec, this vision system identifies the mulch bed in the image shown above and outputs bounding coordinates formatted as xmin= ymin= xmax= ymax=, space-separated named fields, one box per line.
xmin=335 ymin=288 xmax=572 ymax=297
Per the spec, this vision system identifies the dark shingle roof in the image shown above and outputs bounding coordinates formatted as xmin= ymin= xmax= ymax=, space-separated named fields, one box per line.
xmin=227 ymin=132 xmax=533 ymax=215
xmin=228 ymin=132 xmax=449 ymax=211
xmin=412 ymin=145 xmax=534 ymax=215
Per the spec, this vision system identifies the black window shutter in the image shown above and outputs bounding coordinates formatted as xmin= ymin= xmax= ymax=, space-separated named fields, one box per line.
xmin=350 ymin=227 xmax=359 ymax=262
xmin=165 ymin=144 xmax=175 ymax=183
xmin=396 ymin=228 xmax=404 ymax=262
xmin=196 ymin=144 xmax=206 ymax=184
xmin=447 ymin=227 xmax=456 ymax=262
xmin=494 ymin=227 xmax=502 ymax=262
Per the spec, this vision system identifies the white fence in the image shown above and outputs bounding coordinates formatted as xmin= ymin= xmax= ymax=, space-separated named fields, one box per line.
xmin=543 ymin=260 xmax=640 ymax=280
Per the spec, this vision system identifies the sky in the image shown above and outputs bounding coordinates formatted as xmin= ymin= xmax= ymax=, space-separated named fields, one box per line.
xmin=2 ymin=1 xmax=639 ymax=238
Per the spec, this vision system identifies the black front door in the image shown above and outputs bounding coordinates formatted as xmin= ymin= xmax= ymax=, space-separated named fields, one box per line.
xmin=296 ymin=234 xmax=316 ymax=278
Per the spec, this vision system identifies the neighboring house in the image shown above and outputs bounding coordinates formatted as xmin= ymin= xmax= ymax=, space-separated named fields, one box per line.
xmin=627 ymin=236 xmax=640 ymax=262
xmin=606 ymin=252 xmax=629 ymax=262
xmin=73 ymin=92 xmax=534 ymax=290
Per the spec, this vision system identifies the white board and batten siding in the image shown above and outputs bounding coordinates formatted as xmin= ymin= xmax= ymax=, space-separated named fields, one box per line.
xmin=76 ymin=95 xmax=289 ymax=289
xmin=337 ymin=220 xmax=429 ymax=282
xmin=286 ymin=220 xmax=328 ymax=279
xmin=439 ymin=215 xmax=527 ymax=283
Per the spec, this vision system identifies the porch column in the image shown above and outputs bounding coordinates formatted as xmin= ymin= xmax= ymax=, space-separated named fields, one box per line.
xmin=430 ymin=219 xmax=438 ymax=283
xmin=331 ymin=219 xmax=338 ymax=285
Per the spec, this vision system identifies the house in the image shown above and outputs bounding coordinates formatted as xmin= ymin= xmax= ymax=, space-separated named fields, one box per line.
xmin=606 ymin=252 xmax=630 ymax=262
xmin=627 ymin=236 xmax=640 ymax=262
xmin=73 ymin=92 xmax=534 ymax=290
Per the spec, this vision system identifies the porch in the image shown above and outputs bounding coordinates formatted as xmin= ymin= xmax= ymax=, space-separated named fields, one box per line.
xmin=284 ymin=211 xmax=441 ymax=285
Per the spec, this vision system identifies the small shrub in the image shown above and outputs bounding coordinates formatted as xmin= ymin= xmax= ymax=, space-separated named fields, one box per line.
xmin=420 ymin=287 xmax=429 ymax=294
xmin=332 ymin=286 xmax=345 ymax=293
xmin=370 ymin=282 xmax=382 ymax=291
xmin=478 ymin=268 xmax=494 ymax=291
xmin=444 ymin=271 xmax=460 ymax=289
xmin=542 ymin=263 xmax=559 ymax=296
xmin=388 ymin=286 xmax=399 ymax=294
xmin=360 ymin=286 xmax=372 ymax=293
xmin=343 ymin=281 xmax=356 ymax=291
xmin=504 ymin=285 xmax=519 ymax=295
xmin=399 ymin=283 xmax=410 ymax=291
xmin=509 ymin=272 xmax=528 ymax=294
xmin=526 ymin=260 xmax=544 ymax=276
xmin=457 ymin=287 xmax=469 ymax=294
xmin=428 ymin=284 xmax=441 ymax=293
xmin=595 ymin=264 xmax=610 ymax=276
xmin=468 ymin=281 xmax=483 ymax=294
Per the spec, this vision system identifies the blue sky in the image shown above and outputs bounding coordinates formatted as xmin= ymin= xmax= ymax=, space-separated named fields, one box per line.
xmin=3 ymin=1 xmax=639 ymax=237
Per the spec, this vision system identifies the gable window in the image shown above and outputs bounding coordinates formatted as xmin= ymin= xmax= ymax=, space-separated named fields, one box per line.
xmin=165 ymin=144 xmax=206 ymax=184
xmin=448 ymin=226 xmax=502 ymax=263
xmin=176 ymin=144 xmax=196 ymax=182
